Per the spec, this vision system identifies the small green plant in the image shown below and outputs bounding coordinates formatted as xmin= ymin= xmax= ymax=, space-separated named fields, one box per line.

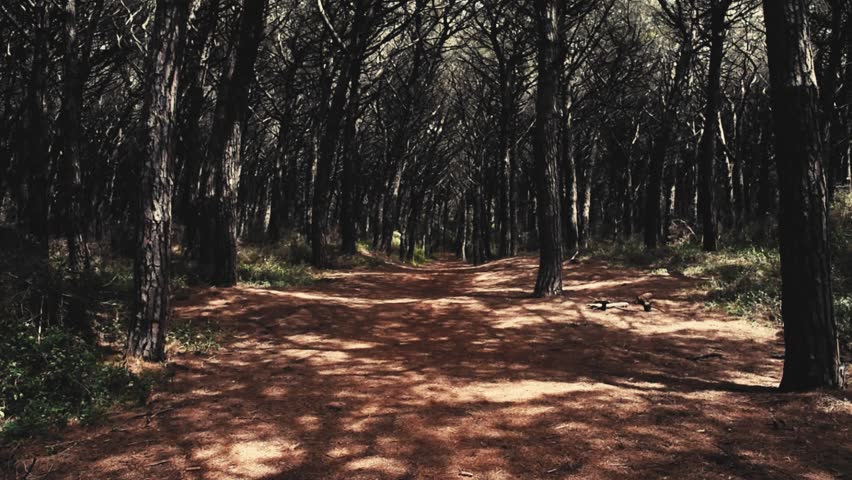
xmin=412 ymin=246 xmax=429 ymax=266
xmin=168 ymin=318 xmax=222 ymax=354
xmin=238 ymin=259 xmax=314 ymax=287
xmin=237 ymin=244 xmax=315 ymax=288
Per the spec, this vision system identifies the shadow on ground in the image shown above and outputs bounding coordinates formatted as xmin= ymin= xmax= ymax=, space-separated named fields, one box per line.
xmin=3 ymin=257 xmax=850 ymax=479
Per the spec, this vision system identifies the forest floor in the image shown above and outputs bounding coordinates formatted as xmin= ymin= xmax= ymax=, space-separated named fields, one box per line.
xmin=4 ymin=256 xmax=851 ymax=480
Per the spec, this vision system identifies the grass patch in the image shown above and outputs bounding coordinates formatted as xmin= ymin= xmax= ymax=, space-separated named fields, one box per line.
xmin=589 ymin=238 xmax=852 ymax=351
xmin=590 ymin=241 xmax=781 ymax=321
xmin=168 ymin=318 xmax=223 ymax=355
xmin=238 ymin=242 xmax=316 ymax=288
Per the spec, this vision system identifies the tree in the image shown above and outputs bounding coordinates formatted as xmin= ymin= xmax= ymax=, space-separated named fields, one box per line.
xmin=763 ymin=0 xmax=844 ymax=390
xmin=60 ymin=0 xmax=99 ymax=332
xmin=644 ymin=0 xmax=696 ymax=250
xmin=128 ymin=0 xmax=191 ymax=361
xmin=205 ymin=0 xmax=267 ymax=285
xmin=696 ymin=0 xmax=733 ymax=252
xmin=532 ymin=0 xmax=564 ymax=297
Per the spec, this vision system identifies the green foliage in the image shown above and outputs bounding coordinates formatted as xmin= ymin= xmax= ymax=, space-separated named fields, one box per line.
xmin=238 ymin=243 xmax=315 ymax=288
xmin=391 ymin=231 xmax=402 ymax=251
xmin=687 ymin=248 xmax=781 ymax=321
xmin=831 ymin=189 xmax=852 ymax=349
xmin=168 ymin=318 xmax=222 ymax=354
xmin=830 ymin=188 xmax=852 ymax=292
xmin=0 ymin=320 xmax=149 ymax=439
xmin=591 ymin=241 xmax=781 ymax=319
xmin=592 ymin=234 xmax=852 ymax=351
xmin=412 ymin=246 xmax=429 ymax=266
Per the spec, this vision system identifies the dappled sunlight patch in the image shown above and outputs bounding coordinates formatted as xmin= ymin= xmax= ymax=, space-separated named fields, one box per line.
xmin=27 ymin=257 xmax=848 ymax=480
xmin=283 ymin=333 xmax=382 ymax=351
xmin=414 ymin=379 xmax=619 ymax=403
xmin=345 ymin=455 xmax=410 ymax=475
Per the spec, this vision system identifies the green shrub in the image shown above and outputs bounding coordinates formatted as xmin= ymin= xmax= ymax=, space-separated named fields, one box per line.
xmin=413 ymin=245 xmax=429 ymax=266
xmin=237 ymin=244 xmax=315 ymax=288
xmin=168 ymin=318 xmax=222 ymax=354
xmin=834 ymin=295 xmax=852 ymax=351
xmin=0 ymin=320 xmax=149 ymax=439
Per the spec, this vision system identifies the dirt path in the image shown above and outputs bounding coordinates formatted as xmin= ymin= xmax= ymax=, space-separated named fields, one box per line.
xmin=4 ymin=257 xmax=851 ymax=479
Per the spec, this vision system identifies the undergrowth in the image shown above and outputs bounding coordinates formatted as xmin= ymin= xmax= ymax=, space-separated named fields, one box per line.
xmin=0 ymin=319 xmax=152 ymax=440
xmin=238 ymin=241 xmax=315 ymax=287
xmin=591 ymin=189 xmax=852 ymax=352
xmin=168 ymin=318 xmax=222 ymax=355
xmin=0 ymin=230 xmax=224 ymax=441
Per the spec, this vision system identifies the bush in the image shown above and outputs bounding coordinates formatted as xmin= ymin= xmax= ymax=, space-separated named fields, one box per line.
xmin=237 ymin=243 xmax=315 ymax=287
xmin=0 ymin=319 xmax=149 ymax=439
xmin=412 ymin=246 xmax=429 ymax=266
xmin=168 ymin=318 xmax=222 ymax=354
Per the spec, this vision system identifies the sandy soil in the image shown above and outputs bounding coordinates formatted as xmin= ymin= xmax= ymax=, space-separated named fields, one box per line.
xmin=2 ymin=256 xmax=850 ymax=480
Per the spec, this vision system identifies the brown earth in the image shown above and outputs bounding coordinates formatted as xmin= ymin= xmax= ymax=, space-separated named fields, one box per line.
xmin=3 ymin=256 xmax=851 ymax=479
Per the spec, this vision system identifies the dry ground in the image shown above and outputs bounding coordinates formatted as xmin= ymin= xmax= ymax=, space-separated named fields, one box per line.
xmin=3 ymin=257 xmax=851 ymax=479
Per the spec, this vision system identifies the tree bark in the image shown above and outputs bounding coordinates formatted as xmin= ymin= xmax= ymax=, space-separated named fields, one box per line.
xmin=532 ymin=0 xmax=563 ymax=297
xmin=697 ymin=0 xmax=728 ymax=252
xmin=205 ymin=0 xmax=266 ymax=285
xmin=821 ymin=0 xmax=846 ymax=198
xmin=561 ymin=107 xmax=579 ymax=254
xmin=129 ymin=0 xmax=190 ymax=361
xmin=763 ymin=0 xmax=844 ymax=390
xmin=23 ymin=1 xmax=50 ymax=256
xmin=61 ymin=0 xmax=96 ymax=334
xmin=644 ymin=23 xmax=693 ymax=249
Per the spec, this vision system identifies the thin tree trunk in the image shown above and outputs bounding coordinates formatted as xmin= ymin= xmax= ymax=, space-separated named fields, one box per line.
xmin=128 ymin=0 xmax=190 ymax=361
xmin=698 ymin=0 xmax=728 ymax=252
xmin=532 ymin=0 xmax=563 ymax=297
xmin=561 ymin=108 xmax=579 ymax=254
xmin=645 ymin=29 xmax=693 ymax=249
xmin=60 ymin=0 xmax=95 ymax=333
xmin=24 ymin=1 xmax=50 ymax=256
xmin=763 ymin=0 xmax=844 ymax=390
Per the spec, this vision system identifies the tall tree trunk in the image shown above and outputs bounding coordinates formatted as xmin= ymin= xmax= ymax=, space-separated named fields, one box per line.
xmin=176 ymin=0 xmax=220 ymax=259
xmin=205 ymin=0 xmax=266 ymax=285
xmin=578 ymin=133 xmax=595 ymax=248
xmin=24 ymin=1 xmax=50 ymax=256
xmin=697 ymin=0 xmax=728 ymax=252
xmin=267 ymin=122 xmax=288 ymax=242
xmin=763 ymin=0 xmax=844 ymax=390
xmin=61 ymin=0 xmax=95 ymax=333
xmin=128 ymin=0 xmax=190 ymax=361
xmin=822 ymin=0 xmax=845 ymax=198
xmin=532 ymin=0 xmax=563 ymax=297
xmin=561 ymin=108 xmax=579 ymax=254
xmin=312 ymin=64 xmax=349 ymax=267
xmin=645 ymin=33 xmax=692 ymax=249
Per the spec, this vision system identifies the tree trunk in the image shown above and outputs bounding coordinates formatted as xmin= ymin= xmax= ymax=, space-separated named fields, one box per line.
xmin=129 ymin=0 xmax=190 ymax=361
xmin=645 ymin=33 xmax=692 ymax=249
xmin=763 ymin=0 xmax=844 ymax=390
xmin=561 ymin=108 xmax=579 ymax=254
xmin=532 ymin=0 xmax=563 ymax=297
xmin=60 ymin=0 xmax=96 ymax=334
xmin=267 ymin=122 xmax=288 ymax=242
xmin=24 ymin=1 xmax=50 ymax=256
xmin=206 ymin=0 xmax=265 ymax=285
xmin=697 ymin=0 xmax=727 ymax=252
xmin=822 ymin=0 xmax=845 ymax=198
